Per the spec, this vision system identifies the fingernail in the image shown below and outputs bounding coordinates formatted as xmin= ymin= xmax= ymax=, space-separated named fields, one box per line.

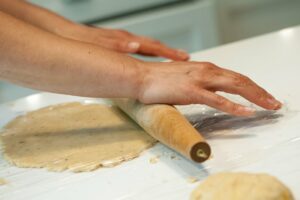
xmin=127 ymin=42 xmax=140 ymax=52
xmin=267 ymin=98 xmax=282 ymax=110
xmin=273 ymin=100 xmax=282 ymax=110
xmin=176 ymin=49 xmax=189 ymax=59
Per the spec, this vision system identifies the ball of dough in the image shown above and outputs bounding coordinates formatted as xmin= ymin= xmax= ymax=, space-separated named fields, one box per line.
xmin=190 ymin=172 xmax=294 ymax=200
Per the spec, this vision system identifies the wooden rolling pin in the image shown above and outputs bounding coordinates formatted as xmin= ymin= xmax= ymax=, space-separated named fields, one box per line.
xmin=112 ymin=98 xmax=211 ymax=163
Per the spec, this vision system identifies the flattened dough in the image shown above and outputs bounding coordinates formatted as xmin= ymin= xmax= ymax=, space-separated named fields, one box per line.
xmin=190 ymin=172 xmax=294 ymax=200
xmin=0 ymin=103 xmax=156 ymax=172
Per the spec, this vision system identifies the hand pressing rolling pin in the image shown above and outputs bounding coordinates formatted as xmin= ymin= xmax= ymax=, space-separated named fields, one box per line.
xmin=0 ymin=7 xmax=281 ymax=116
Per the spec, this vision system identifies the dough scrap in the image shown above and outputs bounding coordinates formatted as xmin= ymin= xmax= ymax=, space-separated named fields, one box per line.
xmin=187 ymin=176 xmax=198 ymax=184
xmin=0 ymin=103 xmax=156 ymax=172
xmin=0 ymin=178 xmax=7 ymax=185
xmin=190 ymin=172 xmax=294 ymax=200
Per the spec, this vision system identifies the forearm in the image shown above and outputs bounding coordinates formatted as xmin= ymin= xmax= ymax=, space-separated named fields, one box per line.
xmin=0 ymin=12 xmax=143 ymax=98
xmin=0 ymin=0 xmax=78 ymax=36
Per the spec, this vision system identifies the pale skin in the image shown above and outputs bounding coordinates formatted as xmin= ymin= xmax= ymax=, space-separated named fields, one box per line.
xmin=0 ymin=0 xmax=189 ymax=60
xmin=0 ymin=1 xmax=282 ymax=116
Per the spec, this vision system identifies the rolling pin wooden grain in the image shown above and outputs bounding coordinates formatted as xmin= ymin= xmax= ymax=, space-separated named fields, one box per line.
xmin=112 ymin=98 xmax=211 ymax=163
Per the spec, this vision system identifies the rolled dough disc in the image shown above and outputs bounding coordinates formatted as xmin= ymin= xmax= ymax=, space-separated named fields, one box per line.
xmin=0 ymin=102 xmax=156 ymax=172
xmin=190 ymin=172 xmax=294 ymax=200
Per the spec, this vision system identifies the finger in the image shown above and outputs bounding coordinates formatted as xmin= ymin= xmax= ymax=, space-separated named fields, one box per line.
xmin=128 ymin=35 xmax=189 ymax=61
xmin=96 ymin=31 xmax=143 ymax=53
xmin=100 ymin=30 xmax=190 ymax=60
xmin=138 ymin=42 xmax=189 ymax=61
xmin=194 ymin=90 xmax=256 ymax=116
xmin=112 ymin=29 xmax=132 ymax=38
xmin=93 ymin=30 xmax=189 ymax=60
xmin=207 ymin=70 xmax=282 ymax=110
xmin=94 ymin=37 xmax=141 ymax=53
xmin=136 ymin=36 xmax=163 ymax=45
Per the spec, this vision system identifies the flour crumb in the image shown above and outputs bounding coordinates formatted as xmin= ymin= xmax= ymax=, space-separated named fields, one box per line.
xmin=0 ymin=178 xmax=7 ymax=185
xmin=149 ymin=156 xmax=160 ymax=164
xmin=187 ymin=176 xmax=198 ymax=183
xmin=170 ymin=154 xmax=181 ymax=160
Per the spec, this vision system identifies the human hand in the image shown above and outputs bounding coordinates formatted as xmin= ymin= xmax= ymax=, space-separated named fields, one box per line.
xmin=63 ymin=25 xmax=189 ymax=61
xmin=137 ymin=61 xmax=281 ymax=116
xmin=0 ymin=0 xmax=188 ymax=60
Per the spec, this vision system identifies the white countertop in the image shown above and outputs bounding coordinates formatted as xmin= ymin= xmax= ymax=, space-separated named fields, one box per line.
xmin=1 ymin=26 xmax=300 ymax=199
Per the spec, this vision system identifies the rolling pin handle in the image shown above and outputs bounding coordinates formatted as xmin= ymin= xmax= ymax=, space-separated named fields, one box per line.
xmin=190 ymin=142 xmax=211 ymax=163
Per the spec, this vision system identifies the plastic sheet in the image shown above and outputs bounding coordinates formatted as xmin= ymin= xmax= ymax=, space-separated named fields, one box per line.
xmin=0 ymin=93 xmax=300 ymax=200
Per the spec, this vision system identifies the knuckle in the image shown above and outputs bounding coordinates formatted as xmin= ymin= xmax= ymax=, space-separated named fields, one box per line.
xmin=198 ymin=62 xmax=217 ymax=72
xmin=233 ymin=74 xmax=250 ymax=87
xmin=183 ymin=85 xmax=201 ymax=104
xmin=202 ymin=62 xmax=215 ymax=66
xmin=204 ymin=62 xmax=216 ymax=68
xmin=231 ymin=104 xmax=240 ymax=113
xmin=115 ymin=40 xmax=128 ymax=50
xmin=215 ymin=96 xmax=227 ymax=106
xmin=112 ymin=41 xmax=122 ymax=49
xmin=256 ymin=89 xmax=269 ymax=100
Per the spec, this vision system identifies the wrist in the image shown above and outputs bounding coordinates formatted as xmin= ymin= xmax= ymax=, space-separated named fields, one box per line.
xmin=123 ymin=59 xmax=149 ymax=100
xmin=134 ymin=61 xmax=161 ymax=103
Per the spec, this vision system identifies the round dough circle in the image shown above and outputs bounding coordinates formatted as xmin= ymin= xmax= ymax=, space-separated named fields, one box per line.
xmin=0 ymin=103 xmax=156 ymax=172
xmin=190 ymin=172 xmax=294 ymax=200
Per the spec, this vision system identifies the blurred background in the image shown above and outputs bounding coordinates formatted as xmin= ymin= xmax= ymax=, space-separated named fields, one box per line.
xmin=1 ymin=0 xmax=300 ymax=103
